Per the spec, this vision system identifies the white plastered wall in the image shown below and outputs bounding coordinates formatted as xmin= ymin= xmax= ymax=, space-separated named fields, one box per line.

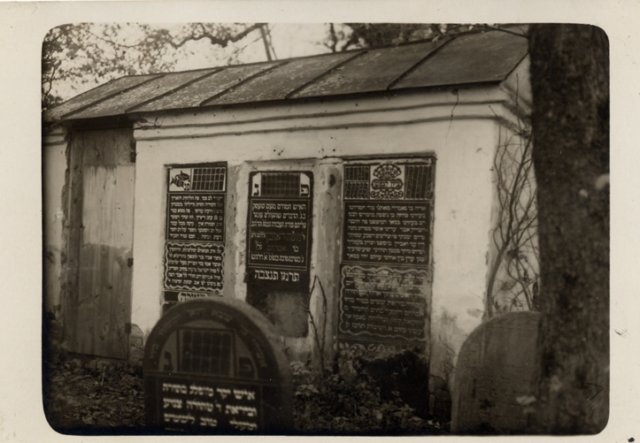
xmin=130 ymin=87 xmax=520 ymax=381
xmin=43 ymin=127 xmax=68 ymax=319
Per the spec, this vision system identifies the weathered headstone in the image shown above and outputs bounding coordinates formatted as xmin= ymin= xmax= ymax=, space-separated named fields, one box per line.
xmin=128 ymin=323 xmax=145 ymax=365
xmin=452 ymin=311 xmax=541 ymax=434
xmin=143 ymin=297 xmax=292 ymax=434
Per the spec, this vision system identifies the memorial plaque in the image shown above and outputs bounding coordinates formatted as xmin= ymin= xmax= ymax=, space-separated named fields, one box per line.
xmin=339 ymin=265 xmax=428 ymax=340
xmin=163 ymin=164 xmax=226 ymax=305
xmin=451 ymin=312 xmax=541 ymax=434
xmin=144 ymin=297 xmax=293 ymax=434
xmin=246 ymin=171 xmax=313 ymax=289
xmin=338 ymin=160 xmax=434 ymax=354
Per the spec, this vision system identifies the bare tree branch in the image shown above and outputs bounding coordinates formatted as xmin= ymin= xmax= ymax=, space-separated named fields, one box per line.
xmin=42 ymin=23 xmax=265 ymax=109
xmin=486 ymin=121 xmax=540 ymax=318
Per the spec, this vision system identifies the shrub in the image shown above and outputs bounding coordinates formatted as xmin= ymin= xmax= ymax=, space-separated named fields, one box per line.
xmin=291 ymin=349 xmax=444 ymax=434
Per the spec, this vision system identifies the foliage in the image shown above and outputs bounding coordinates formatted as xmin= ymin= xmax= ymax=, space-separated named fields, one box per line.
xmin=42 ymin=23 xmax=266 ymax=110
xmin=324 ymin=23 xmax=478 ymax=52
xmin=291 ymin=350 xmax=444 ymax=434
xmin=43 ymin=348 xmax=443 ymax=434
xmin=323 ymin=23 xmax=528 ymax=52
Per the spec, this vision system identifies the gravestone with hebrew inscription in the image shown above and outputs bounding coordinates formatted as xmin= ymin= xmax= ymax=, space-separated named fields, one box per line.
xmin=143 ymin=297 xmax=292 ymax=434
xmin=451 ymin=311 xmax=541 ymax=434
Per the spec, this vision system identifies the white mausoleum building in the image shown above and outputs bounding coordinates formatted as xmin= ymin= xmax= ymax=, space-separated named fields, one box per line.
xmin=44 ymin=27 xmax=532 ymax=400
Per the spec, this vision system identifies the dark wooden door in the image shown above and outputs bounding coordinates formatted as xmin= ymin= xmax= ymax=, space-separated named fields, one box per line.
xmin=64 ymin=128 xmax=135 ymax=359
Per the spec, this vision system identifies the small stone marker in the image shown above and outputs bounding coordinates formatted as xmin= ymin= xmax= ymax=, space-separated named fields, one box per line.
xmin=143 ymin=297 xmax=292 ymax=434
xmin=452 ymin=311 xmax=541 ymax=434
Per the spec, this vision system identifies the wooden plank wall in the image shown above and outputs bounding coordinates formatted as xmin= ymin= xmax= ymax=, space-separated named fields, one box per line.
xmin=63 ymin=128 xmax=135 ymax=359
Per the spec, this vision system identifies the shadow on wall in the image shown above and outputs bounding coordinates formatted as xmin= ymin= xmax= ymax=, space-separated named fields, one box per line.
xmin=247 ymin=289 xmax=310 ymax=338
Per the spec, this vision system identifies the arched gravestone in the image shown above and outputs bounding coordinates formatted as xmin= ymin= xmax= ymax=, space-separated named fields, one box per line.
xmin=143 ymin=297 xmax=292 ymax=434
xmin=452 ymin=311 xmax=541 ymax=434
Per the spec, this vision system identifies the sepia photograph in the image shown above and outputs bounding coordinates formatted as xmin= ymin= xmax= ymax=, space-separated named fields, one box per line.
xmin=38 ymin=20 xmax=610 ymax=436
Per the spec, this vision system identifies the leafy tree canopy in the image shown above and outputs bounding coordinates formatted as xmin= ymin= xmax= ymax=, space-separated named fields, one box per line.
xmin=324 ymin=23 xmax=480 ymax=52
xmin=42 ymin=23 xmax=267 ymax=110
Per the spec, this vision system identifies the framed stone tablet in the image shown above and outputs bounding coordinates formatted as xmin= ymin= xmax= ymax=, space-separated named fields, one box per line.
xmin=338 ymin=158 xmax=434 ymax=355
xmin=163 ymin=163 xmax=227 ymax=306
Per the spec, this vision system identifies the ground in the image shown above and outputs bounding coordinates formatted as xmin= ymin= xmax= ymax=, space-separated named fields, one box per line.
xmin=43 ymin=349 xmax=447 ymax=435
xmin=43 ymin=352 xmax=145 ymax=434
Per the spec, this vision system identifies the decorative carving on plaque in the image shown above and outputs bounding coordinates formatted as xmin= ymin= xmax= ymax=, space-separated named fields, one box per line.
xmin=370 ymin=163 xmax=404 ymax=199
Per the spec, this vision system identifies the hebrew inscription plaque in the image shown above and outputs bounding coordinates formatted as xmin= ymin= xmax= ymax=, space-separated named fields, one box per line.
xmin=163 ymin=164 xmax=226 ymax=305
xmin=246 ymin=171 xmax=313 ymax=289
xmin=339 ymin=160 xmax=434 ymax=354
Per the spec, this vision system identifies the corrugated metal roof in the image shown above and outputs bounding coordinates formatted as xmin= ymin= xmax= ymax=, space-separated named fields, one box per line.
xmin=46 ymin=27 xmax=528 ymax=123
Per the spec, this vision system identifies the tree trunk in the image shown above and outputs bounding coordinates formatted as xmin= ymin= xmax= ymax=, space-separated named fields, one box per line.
xmin=528 ymin=25 xmax=609 ymax=433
